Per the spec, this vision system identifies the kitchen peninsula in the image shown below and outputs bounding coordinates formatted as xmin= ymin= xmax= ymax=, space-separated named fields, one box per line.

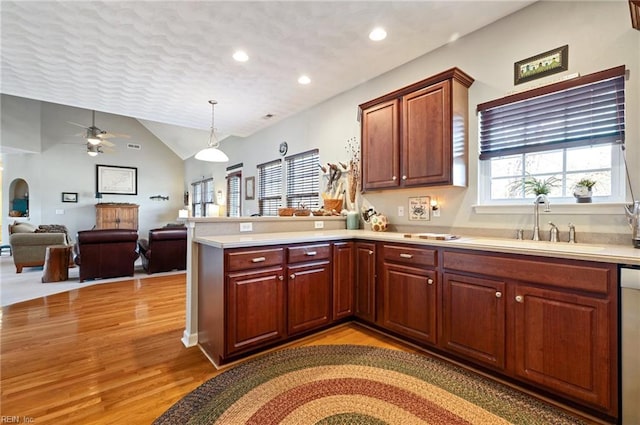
xmin=183 ymin=217 xmax=640 ymax=421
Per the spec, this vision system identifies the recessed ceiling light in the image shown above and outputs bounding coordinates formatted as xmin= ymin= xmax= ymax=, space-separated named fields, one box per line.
xmin=233 ymin=50 xmax=249 ymax=62
xmin=298 ymin=75 xmax=311 ymax=85
xmin=369 ymin=27 xmax=387 ymax=41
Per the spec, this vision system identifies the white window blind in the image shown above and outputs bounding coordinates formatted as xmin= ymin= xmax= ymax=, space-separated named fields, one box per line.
xmin=226 ymin=171 xmax=241 ymax=217
xmin=258 ymin=159 xmax=282 ymax=216
xmin=191 ymin=177 xmax=213 ymax=217
xmin=286 ymin=149 xmax=320 ymax=209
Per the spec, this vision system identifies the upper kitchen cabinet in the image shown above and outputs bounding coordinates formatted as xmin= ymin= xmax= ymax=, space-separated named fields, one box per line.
xmin=360 ymin=68 xmax=474 ymax=191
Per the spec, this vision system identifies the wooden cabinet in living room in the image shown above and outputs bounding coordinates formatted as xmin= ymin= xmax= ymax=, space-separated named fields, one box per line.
xmin=380 ymin=244 xmax=437 ymax=345
xmin=95 ymin=203 xmax=138 ymax=230
xmin=441 ymin=272 xmax=506 ymax=370
xmin=354 ymin=242 xmax=376 ymax=323
xmin=360 ymin=68 xmax=474 ymax=192
xmin=287 ymin=244 xmax=332 ymax=336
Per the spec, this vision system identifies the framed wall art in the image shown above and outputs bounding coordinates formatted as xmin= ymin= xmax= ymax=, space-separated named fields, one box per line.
xmin=409 ymin=196 xmax=430 ymax=221
xmin=96 ymin=164 xmax=138 ymax=195
xmin=514 ymin=45 xmax=568 ymax=85
xmin=61 ymin=192 xmax=78 ymax=203
xmin=245 ymin=176 xmax=255 ymax=200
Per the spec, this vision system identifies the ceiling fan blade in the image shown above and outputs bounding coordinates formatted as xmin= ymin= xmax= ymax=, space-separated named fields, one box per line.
xmin=67 ymin=121 xmax=89 ymax=129
xmin=98 ymin=132 xmax=131 ymax=139
xmin=100 ymin=139 xmax=116 ymax=147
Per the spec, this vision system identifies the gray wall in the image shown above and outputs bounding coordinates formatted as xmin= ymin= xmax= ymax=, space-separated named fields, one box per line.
xmin=185 ymin=1 xmax=640 ymax=238
xmin=1 ymin=96 xmax=186 ymax=243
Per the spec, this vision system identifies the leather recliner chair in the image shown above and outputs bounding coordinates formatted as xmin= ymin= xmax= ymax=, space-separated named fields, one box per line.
xmin=138 ymin=227 xmax=187 ymax=274
xmin=74 ymin=229 xmax=139 ymax=282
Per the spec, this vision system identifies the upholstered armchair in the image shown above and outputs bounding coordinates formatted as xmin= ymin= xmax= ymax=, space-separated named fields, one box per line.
xmin=138 ymin=227 xmax=187 ymax=274
xmin=8 ymin=222 xmax=69 ymax=273
xmin=74 ymin=229 xmax=139 ymax=282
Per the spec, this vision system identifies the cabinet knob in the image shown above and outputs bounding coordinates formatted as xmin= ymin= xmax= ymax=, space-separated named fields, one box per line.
xmin=278 ymin=275 xmax=284 ymax=281
xmin=290 ymin=274 xmax=296 ymax=279
xmin=495 ymin=291 xmax=502 ymax=298
xmin=368 ymin=250 xmax=373 ymax=255
xmin=392 ymin=176 xmax=397 ymax=181
xmin=427 ymin=278 xmax=434 ymax=285
xmin=515 ymin=295 xmax=524 ymax=303
xmin=402 ymin=175 xmax=407 ymax=180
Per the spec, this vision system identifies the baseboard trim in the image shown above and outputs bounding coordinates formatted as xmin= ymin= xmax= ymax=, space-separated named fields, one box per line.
xmin=181 ymin=330 xmax=198 ymax=347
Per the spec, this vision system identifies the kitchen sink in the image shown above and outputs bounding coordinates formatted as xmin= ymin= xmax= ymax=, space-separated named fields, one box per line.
xmin=455 ymin=237 xmax=606 ymax=253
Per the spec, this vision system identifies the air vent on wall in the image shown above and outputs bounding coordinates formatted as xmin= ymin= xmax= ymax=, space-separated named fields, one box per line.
xmin=127 ymin=143 xmax=141 ymax=150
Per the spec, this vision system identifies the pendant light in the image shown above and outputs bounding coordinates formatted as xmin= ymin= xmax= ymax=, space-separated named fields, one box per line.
xmin=195 ymin=100 xmax=229 ymax=162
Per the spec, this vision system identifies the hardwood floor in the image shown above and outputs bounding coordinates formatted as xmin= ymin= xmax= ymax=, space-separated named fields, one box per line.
xmin=0 ymin=274 xmax=410 ymax=424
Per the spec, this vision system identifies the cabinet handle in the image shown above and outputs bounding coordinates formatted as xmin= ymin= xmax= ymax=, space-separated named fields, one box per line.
xmin=369 ymin=250 xmax=373 ymax=255
xmin=399 ymin=253 xmax=413 ymax=259
xmin=251 ymin=257 xmax=266 ymax=263
xmin=290 ymin=274 xmax=296 ymax=279
xmin=427 ymin=278 xmax=434 ymax=285
xmin=279 ymin=275 xmax=284 ymax=281
xmin=515 ymin=295 xmax=524 ymax=303
xmin=305 ymin=251 xmax=317 ymax=256
xmin=495 ymin=291 xmax=502 ymax=298
xmin=402 ymin=175 xmax=407 ymax=180
xmin=392 ymin=176 xmax=397 ymax=181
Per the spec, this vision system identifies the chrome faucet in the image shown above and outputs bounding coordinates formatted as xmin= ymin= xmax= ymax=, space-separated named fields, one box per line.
xmin=532 ymin=194 xmax=551 ymax=241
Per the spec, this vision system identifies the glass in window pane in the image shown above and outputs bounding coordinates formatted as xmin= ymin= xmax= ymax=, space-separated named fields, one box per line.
xmin=566 ymin=144 xmax=611 ymax=171
xmin=492 ymin=177 xmax=522 ymax=199
xmin=525 ymin=150 xmax=563 ymax=174
xmin=567 ymin=171 xmax=611 ymax=196
xmin=491 ymin=155 xmax=523 ymax=178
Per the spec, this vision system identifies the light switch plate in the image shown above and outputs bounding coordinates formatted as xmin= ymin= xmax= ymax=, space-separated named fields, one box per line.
xmin=55 ymin=209 xmax=64 ymax=215
xmin=397 ymin=206 xmax=404 ymax=217
xmin=239 ymin=222 xmax=253 ymax=232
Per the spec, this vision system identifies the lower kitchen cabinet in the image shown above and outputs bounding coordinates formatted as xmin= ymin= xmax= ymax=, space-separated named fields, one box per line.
xmin=382 ymin=262 xmax=437 ymax=344
xmin=226 ymin=266 xmax=286 ymax=355
xmin=441 ymin=273 xmax=506 ymax=370
xmin=512 ymin=283 xmax=612 ymax=410
xmin=333 ymin=242 xmax=354 ymax=320
xmin=354 ymin=242 xmax=376 ymax=322
xmin=287 ymin=260 xmax=332 ymax=335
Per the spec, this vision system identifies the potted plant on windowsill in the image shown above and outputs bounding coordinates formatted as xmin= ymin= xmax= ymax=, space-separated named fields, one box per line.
xmin=514 ymin=175 xmax=560 ymax=199
xmin=573 ymin=178 xmax=597 ymax=203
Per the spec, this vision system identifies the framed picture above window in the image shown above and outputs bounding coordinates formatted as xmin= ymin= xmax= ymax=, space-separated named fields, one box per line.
xmin=245 ymin=176 xmax=255 ymax=200
xmin=514 ymin=45 xmax=568 ymax=85
xmin=96 ymin=165 xmax=138 ymax=195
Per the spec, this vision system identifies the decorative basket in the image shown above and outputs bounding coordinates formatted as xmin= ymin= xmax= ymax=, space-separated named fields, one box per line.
xmin=323 ymin=198 xmax=343 ymax=213
xmin=278 ymin=207 xmax=295 ymax=216
xmin=312 ymin=210 xmax=325 ymax=216
xmin=293 ymin=209 xmax=311 ymax=216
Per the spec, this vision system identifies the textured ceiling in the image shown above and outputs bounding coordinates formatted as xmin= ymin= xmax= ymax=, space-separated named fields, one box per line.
xmin=1 ymin=1 xmax=534 ymax=158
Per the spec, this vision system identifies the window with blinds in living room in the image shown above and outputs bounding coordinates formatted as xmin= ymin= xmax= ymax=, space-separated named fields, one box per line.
xmin=257 ymin=159 xmax=282 ymax=216
xmin=226 ymin=171 xmax=241 ymax=217
xmin=286 ymin=149 xmax=320 ymax=209
xmin=191 ymin=177 xmax=214 ymax=217
xmin=477 ymin=66 xmax=626 ymax=204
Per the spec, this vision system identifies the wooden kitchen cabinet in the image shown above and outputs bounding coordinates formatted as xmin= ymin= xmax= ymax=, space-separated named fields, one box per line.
xmin=95 ymin=203 xmax=138 ymax=230
xmin=354 ymin=242 xmax=376 ymax=322
xmin=360 ymin=68 xmax=474 ymax=191
xmin=333 ymin=242 xmax=354 ymax=320
xmin=381 ymin=244 xmax=438 ymax=344
xmin=287 ymin=244 xmax=332 ymax=336
xmin=442 ymin=273 xmax=506 ymax=370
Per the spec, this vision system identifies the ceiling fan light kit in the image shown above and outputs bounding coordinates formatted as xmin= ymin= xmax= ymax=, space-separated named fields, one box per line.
xmin=195 ymin=100 xmax=229 ymax=163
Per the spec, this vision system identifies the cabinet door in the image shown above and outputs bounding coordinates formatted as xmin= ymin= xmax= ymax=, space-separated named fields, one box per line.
xmin=382 ymin=262 xmax=437 ymax=344
xmin=226 ymin=267 xmax=285 ymax=355
xmin=512 ymin=284 xmax=612 ymax=411
xmin=361 ymin=99 xmax=400 ymax=191
xmin=96 ymin=206 xmax=118 ymax=229
xmin=442 ymin=273 xmax=505 ymax=370
xmin=402 ymin=81 xmax=451 ymax=186
xmin=118 ymin=206 xmax=138 ymax=230
xmin=287 ymin=261 xmax=331 ymax=335
xmin=333 ymin=242 xmax=354 ymax=320
xmin=354 ymin=242 xmax=376 ymax=322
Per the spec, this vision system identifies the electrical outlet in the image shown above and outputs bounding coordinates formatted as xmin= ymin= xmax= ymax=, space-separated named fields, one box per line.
xmin=432 ymin=208 xmax=441 ymax=217
xmin=55 ymin=209 xmax=64 ymax=215
xmin=314 ymin=221 xmax=324 ymax=229
xmin=397 ymin=206 xmax=404 ymax=217
xmin=239 ymin=222 xmax=253 ymax=232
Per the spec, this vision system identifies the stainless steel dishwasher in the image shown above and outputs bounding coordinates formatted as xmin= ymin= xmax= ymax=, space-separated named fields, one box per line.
xmin=621 ymin=265 xmax=640 ymax=424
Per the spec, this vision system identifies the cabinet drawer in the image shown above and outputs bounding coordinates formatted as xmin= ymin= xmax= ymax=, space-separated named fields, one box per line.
xmin=382 ymin=244 xmax=437 ymax=267
xmin=226 ymin=248 xmax=284 ymax=271
xmin=287 ymin=244 xmax=331 ymax=263
xmin=442 ymin=250 xmax=613 ymax=294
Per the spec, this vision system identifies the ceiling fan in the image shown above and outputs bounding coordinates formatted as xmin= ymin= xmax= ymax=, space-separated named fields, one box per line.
xmin=85 ymin=142 xmax=115 ymax=157
xmin=67 ymin=110 xmax=130 ymax=146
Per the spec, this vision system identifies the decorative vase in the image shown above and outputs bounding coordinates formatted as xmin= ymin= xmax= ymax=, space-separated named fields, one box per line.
xmin=346 ymin=211 xmax=359 ymax=230
xmin=370 ymin=214 xmax=388 ymax=232
xmin=573 ymin=186 xmax=593 ymax=203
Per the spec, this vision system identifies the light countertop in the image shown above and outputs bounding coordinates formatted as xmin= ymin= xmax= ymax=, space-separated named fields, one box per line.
xmin=194 ymin=229 xmax=640 ymax=266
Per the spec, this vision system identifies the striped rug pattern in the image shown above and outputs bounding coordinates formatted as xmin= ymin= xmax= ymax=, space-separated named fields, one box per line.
xmin=155 ymin=345 xmax=586 ymax=424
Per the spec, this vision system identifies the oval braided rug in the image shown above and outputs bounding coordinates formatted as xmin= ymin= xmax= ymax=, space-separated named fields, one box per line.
xmin=155 ymin=345 xmax=587 ymax=425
